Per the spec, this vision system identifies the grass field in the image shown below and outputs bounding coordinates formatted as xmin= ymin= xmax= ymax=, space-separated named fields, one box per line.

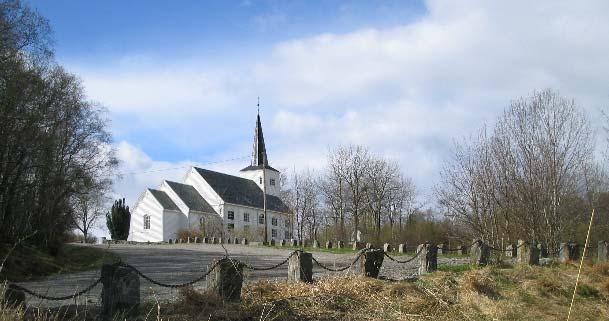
xmin=0 ymin=243 xmax=119 ymax=282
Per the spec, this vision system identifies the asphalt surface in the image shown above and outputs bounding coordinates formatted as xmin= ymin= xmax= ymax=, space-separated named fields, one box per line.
xmin=13 ymin=243 xmax=469 ymax=307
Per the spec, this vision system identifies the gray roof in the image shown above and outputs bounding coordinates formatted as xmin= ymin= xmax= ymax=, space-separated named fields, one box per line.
xmin=148 ymin=189 xmax=180 ymax=211
xmin=194 ymin=167 xmax=290 ymax=213
xmin=165 ymin=181 xmax=215 ymax=213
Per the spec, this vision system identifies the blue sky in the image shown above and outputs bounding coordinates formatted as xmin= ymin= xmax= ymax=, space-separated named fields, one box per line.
xmin=25 ymin=0 xmax=609 ymax=212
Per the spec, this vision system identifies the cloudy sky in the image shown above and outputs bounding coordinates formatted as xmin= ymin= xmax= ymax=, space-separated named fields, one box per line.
xmin=29 ymin=0 xmax=609 ymax=210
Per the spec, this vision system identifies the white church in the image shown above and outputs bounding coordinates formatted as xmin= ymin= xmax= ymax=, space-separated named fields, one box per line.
xmin=128 ymin=113 xmax=292 ymax=243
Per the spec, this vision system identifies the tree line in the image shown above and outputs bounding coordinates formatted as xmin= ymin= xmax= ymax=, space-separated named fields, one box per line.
xmin=0 ymin=0 xmax=117 ymax=252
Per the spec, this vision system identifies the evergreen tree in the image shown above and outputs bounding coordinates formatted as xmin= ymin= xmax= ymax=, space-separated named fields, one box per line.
xmin=106 ymin=198 xmax=130 ymax=240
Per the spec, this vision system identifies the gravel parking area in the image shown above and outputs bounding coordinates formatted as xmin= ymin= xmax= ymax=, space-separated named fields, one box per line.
xmin=15 ymin=243 xmax=470 ymax=307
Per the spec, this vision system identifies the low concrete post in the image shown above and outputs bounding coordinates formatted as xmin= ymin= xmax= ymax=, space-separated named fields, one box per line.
xmin=365 ymin=242 xmax=373 ymax=249
xmin=270 ymin=239 xmax=275 ymax=246
xmin=203 ymin=237 xmax=209 ymax=244
xmin=398 ymin=244 xmax=406 ymax=253
xmin=168 ymin=239 xmax=173 ymax=244
xmin=227 ymin=238 xmax=232 ymax=244
xmin=326 ymin=241 xmax=333 ymax=249
xmin=211 ymin=237 xmax=217 ymax=244
xmin=194 ymin=237 xmax=199 ymax=243
xmin=598 ymin=241 xmax=609 ymax=262
xmin=457 ymin=245 xmax=467 ymax=256
xmin=242 ymin=238 xmax=248 ymax=245
xmin=418 ymin=243 xmax=438 ymax=275
xmin=187 ymin=237 xmax=191 ymax=244
xmin=505 ymin=244 xmax=516 ymax=257
xmin=353 ymin=241 xmax=364 ymax=250
xmin=517 ymin=240 xmax=539 ymax=265
xmin=178 ymin=239 xmax=183 ymax=244
xmin=337 ymin=241 xmax=344 ymax=249
xmin=383 ymin=243 xmax=392 ymax=252
xmin=313 ymin=240 xmax=320 ymax=248
xmin=233 ymin=237 xmax=240 ymax=244
xmin=101 ymin=263 xmax=140 ymax=320
xmin=280 ymin=239 xmax=286 ymax=246
xmin=2 ymin=284 xmax=25 ymax=309
xmin=290 ymin=239 xmax=297 ymax=247
xmin=288 ymin=251 xmax=313 ymax=283
xmin=207 ymin=258 xmax=244 ymax=302
xmin=537 ymin=243 xmax=548 ymax=258
xmin=469 ymin=239 xmax=490 ymax=266
xmin=437 ymin=243 xmax=444 ymax=255
xmin=218 ymin=237 xmax=223 ymax=244
xmin=559 ymin=242 xmax=580 ymax=263
xmin=360 ymin=249 xmax=384 ymax=278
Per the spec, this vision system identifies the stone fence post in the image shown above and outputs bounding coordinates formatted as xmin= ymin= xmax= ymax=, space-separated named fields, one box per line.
xmin=470 ymin=239 xmax=490 ymax=266
xmin=418 ymin=243 xmax=438 ymax=275
xmin=280 ymin=239 xmax=286 ymax=246
xmin=207 ymin=258 xmax=244 ymax=302
xmin=398 ymin=244 xmax=406 ymax=253
xmin=203 ymin=237 xmax=209 ymax=244
xmin=337 ymin=241 xmax=344 ymax=249
xmin=360 ymin=249 xmax=384 ymax=278
xmin=101 ymin=263 xmax=140 ymax=320
xmin=437 ymin=243 xmax=444 ymax=255
xmin=233 ymin=237 xmax=240 ymax=244
xmin=270 ymin=239 xmax=275 ymax=246
xmin=288 ymin=251 xmax=313 ymax=283
xmin=353 ymin=241 xmax=364 ymax=250
xmin=559 ymin=242 xmax=580 ymax=263
xmin=290 ymin=239 xmax=297 ymax=247
xmin=457 ymin=245 xmax=467 ymax=255
xmin=516 ymin=240 xmax=539 ymax=265
xmin=325 ymin=241 xmax=333 ymax=249
xmin=537 ymin=243 xmax=548 ymax=258
xmin=383 ymin=243 xmax=392 ymax=252
xmin=313 ymin=240 xmax=319 ymax=248
xmin=242 ymin=238 xmax=248 ymax=245
xmin=365 ymin=242 xmax=373 ymax=249
xmin=598 ymin=241 xmax=609 ymax=262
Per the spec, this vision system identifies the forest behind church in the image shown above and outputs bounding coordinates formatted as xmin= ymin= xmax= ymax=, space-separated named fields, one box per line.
xmin=281 ymin=90 xmax=609 ymax=251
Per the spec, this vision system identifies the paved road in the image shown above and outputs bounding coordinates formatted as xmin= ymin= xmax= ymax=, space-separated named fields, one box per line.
xmin=14 ymin=243 xmax=469 ymax=307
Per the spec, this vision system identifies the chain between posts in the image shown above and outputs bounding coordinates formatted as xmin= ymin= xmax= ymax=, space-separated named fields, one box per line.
xmin=383 ymin=247 xmax=423 ymax=264
xmin=241 ymin=250 xmax=300 ymax=271
xmin=118 ymin=261 xmax=219 ymax=288
xmin=311 ymin=248 xmax=369 ymax=272
xmin=8 ymin=277 xmax=102 ymax=301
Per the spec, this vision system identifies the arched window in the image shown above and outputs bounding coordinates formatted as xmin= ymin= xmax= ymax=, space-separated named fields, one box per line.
xmin=143 ymin=215 xmax=151 ymax=230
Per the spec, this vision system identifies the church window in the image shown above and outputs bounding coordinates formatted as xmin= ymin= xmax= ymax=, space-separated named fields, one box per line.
xmin=271 ymin=217 xmax=278 ymax=226
xmin=259 ymin=177 xmax=263 ymax=184
xmin=243 ymin=212 xmax=250 ymax=222
xmin=270 ymin=178 xmax=276 ymax=186
xmin=258 ymin=214 xmax=264 ymax=224
xmin=271 ymin=229 xmax=277 ymax=238
xmin=227 ymin=223 xmax=234 ymax=231
xmin=227 ymin=211 xmax=234 ymax=220
xmin=285 ymin=219 xmax=290 ymax=227
xmin=143 ymin=215 xmax=151 ymax=230
xmin=284 ymin=231 xmax=290 ymax=239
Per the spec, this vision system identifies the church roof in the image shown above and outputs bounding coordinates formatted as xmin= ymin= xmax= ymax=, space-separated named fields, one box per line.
xmin=194 ymin=167 xmax=290 ymax=213
xmin=165 ymin=181 xmax=215 ymax=213
xmin=148 ymin=189 xmax=180 ymax=211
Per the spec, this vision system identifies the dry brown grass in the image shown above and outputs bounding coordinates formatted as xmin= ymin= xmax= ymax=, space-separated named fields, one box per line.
xmin=2 ymin=263 xmax=609 ymax=321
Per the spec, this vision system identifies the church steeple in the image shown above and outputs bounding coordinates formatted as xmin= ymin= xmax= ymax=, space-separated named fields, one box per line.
xmin=251 ymin=110 xmax=268 ymax=167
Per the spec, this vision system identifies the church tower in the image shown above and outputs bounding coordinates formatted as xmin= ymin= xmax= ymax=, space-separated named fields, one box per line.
xmin=239 ymin=111 xmax=281 ymax=196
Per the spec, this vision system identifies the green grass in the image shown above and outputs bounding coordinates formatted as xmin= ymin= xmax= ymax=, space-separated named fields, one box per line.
xmin=0 ymin=244 xmax=119 ymax=281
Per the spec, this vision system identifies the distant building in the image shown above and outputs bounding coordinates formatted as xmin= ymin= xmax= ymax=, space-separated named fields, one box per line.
xmin=128 ymin=113 xmax=292 ymax=242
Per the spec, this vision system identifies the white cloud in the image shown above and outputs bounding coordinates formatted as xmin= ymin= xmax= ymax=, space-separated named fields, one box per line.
xmin=70 ymin=0 xmax=609 ymax=206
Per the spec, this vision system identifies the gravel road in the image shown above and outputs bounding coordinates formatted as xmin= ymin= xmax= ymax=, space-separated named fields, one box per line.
xmin=14 ymin=243 xmax=469 ymax=307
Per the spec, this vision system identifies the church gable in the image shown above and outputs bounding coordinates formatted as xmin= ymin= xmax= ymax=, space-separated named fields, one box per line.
xmin=164 ymin=180 xmax=215 ymax=214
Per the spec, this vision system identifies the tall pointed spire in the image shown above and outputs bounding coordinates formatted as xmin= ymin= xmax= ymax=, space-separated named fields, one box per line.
xmin=251 ymin=102 xmax=268 ymax=167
